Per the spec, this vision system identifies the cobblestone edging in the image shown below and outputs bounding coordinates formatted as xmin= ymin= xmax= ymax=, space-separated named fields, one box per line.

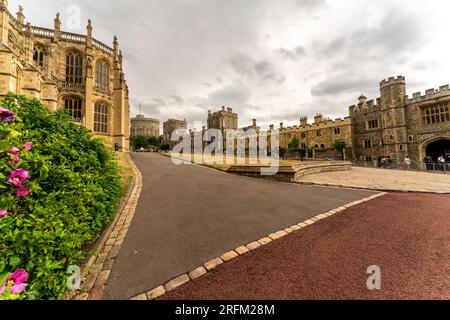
xmin=295 ymin=181 xmax=449 ymax=194
xmin=129 ymin=192 xmax=388 ymax=300
xmin=71 ymin=153 xmax=143 ymax=300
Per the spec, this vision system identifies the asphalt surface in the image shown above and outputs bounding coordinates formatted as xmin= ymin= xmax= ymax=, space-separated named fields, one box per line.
xmin=162 ymin=193 xmax=450 ymax=300
xmin=103 ymin=153 xmax=376 ymax=300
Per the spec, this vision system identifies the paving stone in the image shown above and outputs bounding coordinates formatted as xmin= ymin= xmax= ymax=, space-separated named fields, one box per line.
xmin=82 ymin=273 xmax=97 ymax=292
xmin=304 ymin=219 xmax=316 ymax=225
xmin=297 ymin=222 xmax=308 ymax=228
xmin=101 ymin=245 xmax=112 ymax=255
xmin=73 ymin=292 xmax=89 ymax=300
xmin=105 ymin=238 xmax=115 ymax=246
xmin=94 ymin=270 xmax=111 ymax=287
xmin=269 ymin=233 xmax=281 ymax=240
xmin=130 ymin=293 xmax=147 ymax=300
xmin=102 ymin=258 xmax=114 ymax=271
xmin=165 ymin=274 xmax=190 ymax=292
xmin=258 ymin=237 xmax=272 ymax=245
xmin=189 ymin=266 xmax=207 ymax=280
xmin=220 ymin=251 xmax=239 ymax=262
xmin=88 ymin=286 xmax=104 ymax=300
xmin=246 ymin=242 xmax=261 ymax=250
xmin=204 ymin=258 xmax=224 ymax=271
xmin=95 ymin=253 xmax=108 ymax=265
xmin=146 ymin=286 xmax=166 ymax=300
xmin=235 ymin=246 xmax=250 ymax=255
xmin=290 ymin=225 xmax=301 ymax=231
xmin=316 ymin=214 xmax=328 ymax=220
xmin=284 ymin=227 xmax=294 ymax=233
xmin=108 ymin=245 xmax=121 ymax=259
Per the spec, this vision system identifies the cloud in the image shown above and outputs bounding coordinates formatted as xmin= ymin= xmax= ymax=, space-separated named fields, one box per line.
xmin=9 ymin=0 xmax=450 ymax=129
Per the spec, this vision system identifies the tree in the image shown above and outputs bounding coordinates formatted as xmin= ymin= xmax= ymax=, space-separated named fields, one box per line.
xmin=147 ymin=136 xmax=161 ymax=147
xmin=130 ymin=135 xmax=148 ymax=150
xmin=333 ymin=139 xmax=347 ymax=152
xmin=288 ymin=137 xmax=299 ymax=151
xmin=333 ymin=139 xmax=347 ymax=160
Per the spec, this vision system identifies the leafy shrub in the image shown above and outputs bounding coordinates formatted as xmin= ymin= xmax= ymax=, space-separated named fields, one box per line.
xmin=0 ymin=94 xmax=122 ymax=300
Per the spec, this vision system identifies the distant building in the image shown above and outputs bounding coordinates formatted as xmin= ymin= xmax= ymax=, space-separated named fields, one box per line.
xmin=207 ymin=106 xmax=238 ymax=131
xmin=163 ymin=118 xmax=187 ymax=144
xmin=0 ymin=1 xmax=131 ymax=151
xmin=130 ymin=115 xmax=160 ymax=138
xmin=278 ymin=114 xmax=353 ymax=153
xmin=350 ymin=76 xmax=450 ymax=163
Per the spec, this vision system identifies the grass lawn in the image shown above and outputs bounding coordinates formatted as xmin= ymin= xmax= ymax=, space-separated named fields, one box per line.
xmin=116 ymin=152 xmax=134 ymax=194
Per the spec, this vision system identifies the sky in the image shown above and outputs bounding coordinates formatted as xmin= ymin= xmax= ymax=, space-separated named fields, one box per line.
xmin=8 ymin=0 xmax=450 ymax=130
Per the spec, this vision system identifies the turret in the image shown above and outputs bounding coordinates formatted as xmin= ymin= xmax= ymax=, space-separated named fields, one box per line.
xmin=314 ymin=114 xmax=323 ymax=124
xmin=300 ymin=116 xmax=308 ymax=126
xmin=54 ymin=13 xmax=61 ymax=41
xmin=86 ymin=19 xmax=93 ymax=47
xmin=113 ymin=36 xmax=119 ymax=57
xmin=379 ymin=75 xmax=406 ymax=110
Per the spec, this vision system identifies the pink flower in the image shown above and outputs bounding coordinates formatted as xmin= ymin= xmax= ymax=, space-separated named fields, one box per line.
xmin=0 ymin=107 xmax=15 ymax=122
xmin=7 ymin=168 xmax=31 ymax=187
xmin=8 ymin=147 xmax=20 ymax=166
xmin=0 ymin=269 xmax=29 ymax=295
xmin=22 ymin=142 xmax=33 ymax=151
xmin=0 ymin=210 xmax=8 ymax=218
xmin=16 ymin=187 xmax=30 ymax=199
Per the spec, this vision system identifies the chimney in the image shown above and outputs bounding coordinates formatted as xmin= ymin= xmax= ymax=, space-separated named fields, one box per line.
xmin=269 ymin=124 xmax=274 ymax=131
xmin=221 ymin=106 xmax=225 ymax=111
xmin=252 ymin=119 xmax=257 ymax=128
xmin=280 ymin=122 xmax=284 ymax=129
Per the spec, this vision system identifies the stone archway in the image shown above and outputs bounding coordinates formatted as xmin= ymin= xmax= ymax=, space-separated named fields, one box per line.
xmin=419 ymin=135 xmax=450 ymax=161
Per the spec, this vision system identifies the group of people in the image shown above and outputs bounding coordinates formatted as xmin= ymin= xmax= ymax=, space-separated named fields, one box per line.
xmin=423 ymin=154 xmax=449 ymax=171
xmin=377 ymin=154 xmax=449 ymax=171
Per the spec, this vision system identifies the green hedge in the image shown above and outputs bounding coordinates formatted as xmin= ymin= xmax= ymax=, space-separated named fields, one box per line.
xmin=0 ymin=94 xmax=122 ymax=300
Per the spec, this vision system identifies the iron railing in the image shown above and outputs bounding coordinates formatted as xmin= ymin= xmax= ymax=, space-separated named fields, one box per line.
xmin=352 ymin=160 xmax=449 ymax=174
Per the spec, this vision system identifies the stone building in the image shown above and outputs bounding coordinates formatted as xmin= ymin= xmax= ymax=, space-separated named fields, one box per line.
xmin=163 ymin=118 xmax=187 ymax=143
xmin=130 ymin=115 xmax=160 ymax=138
xmin=278 ymin=114 xmax=353 ymax=153
xmin=0 ymin=2 xmax=130 ymax=150
xmin=350 ymin=76 xmax=450 ymax=163
xmin=207 ymin=106 xmax=238 ymax=131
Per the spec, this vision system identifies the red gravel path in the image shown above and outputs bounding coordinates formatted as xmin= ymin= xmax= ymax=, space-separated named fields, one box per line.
xmin=162 ymin=193 xmax=450 ymax=300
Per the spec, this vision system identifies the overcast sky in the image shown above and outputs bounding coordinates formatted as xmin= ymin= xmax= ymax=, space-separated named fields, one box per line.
xmin=9 ymin=0 xmax=450 ymax=129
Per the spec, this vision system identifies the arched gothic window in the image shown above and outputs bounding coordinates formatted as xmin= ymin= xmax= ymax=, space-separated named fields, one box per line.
xmin=95 ymin=60 xmax=110 ymax=91
xmin=33 ymin=46 xmax=46 ymax=67
xmin=64 ymin=97 xmax=83 ymax=123
xmin=66 ymin=51 xmax=83 ymax=85
xmin=94 ymin=102 xmax=109 ymax=133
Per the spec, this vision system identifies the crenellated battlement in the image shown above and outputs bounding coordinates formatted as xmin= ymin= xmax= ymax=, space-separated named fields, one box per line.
xmin=380 ymin=75 xmax=406 ymax=88
xmin=349 ymin=97 xmax=381 ymax=115
xmin=405 ymin=84 xmax=450 ymax=104
xmin=279 ymin=116 xmax=351 ymax=132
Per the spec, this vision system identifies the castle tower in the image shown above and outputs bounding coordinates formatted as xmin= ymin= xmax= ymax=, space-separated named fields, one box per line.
xmin=379 ymin=76 xmax=408 ymax=161
xmin=300 ymin=116 xmax=308 ymax=127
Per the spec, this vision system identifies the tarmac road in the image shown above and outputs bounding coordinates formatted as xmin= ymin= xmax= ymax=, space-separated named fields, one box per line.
xmin=103 ymin=153 xmax=376 ymax=300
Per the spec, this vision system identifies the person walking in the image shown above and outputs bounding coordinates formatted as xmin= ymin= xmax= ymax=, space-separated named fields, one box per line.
xmin=438 ymin=155 xmax=446 ymax=171
xmin=404 ymin=156 xmax=411 ymax=170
